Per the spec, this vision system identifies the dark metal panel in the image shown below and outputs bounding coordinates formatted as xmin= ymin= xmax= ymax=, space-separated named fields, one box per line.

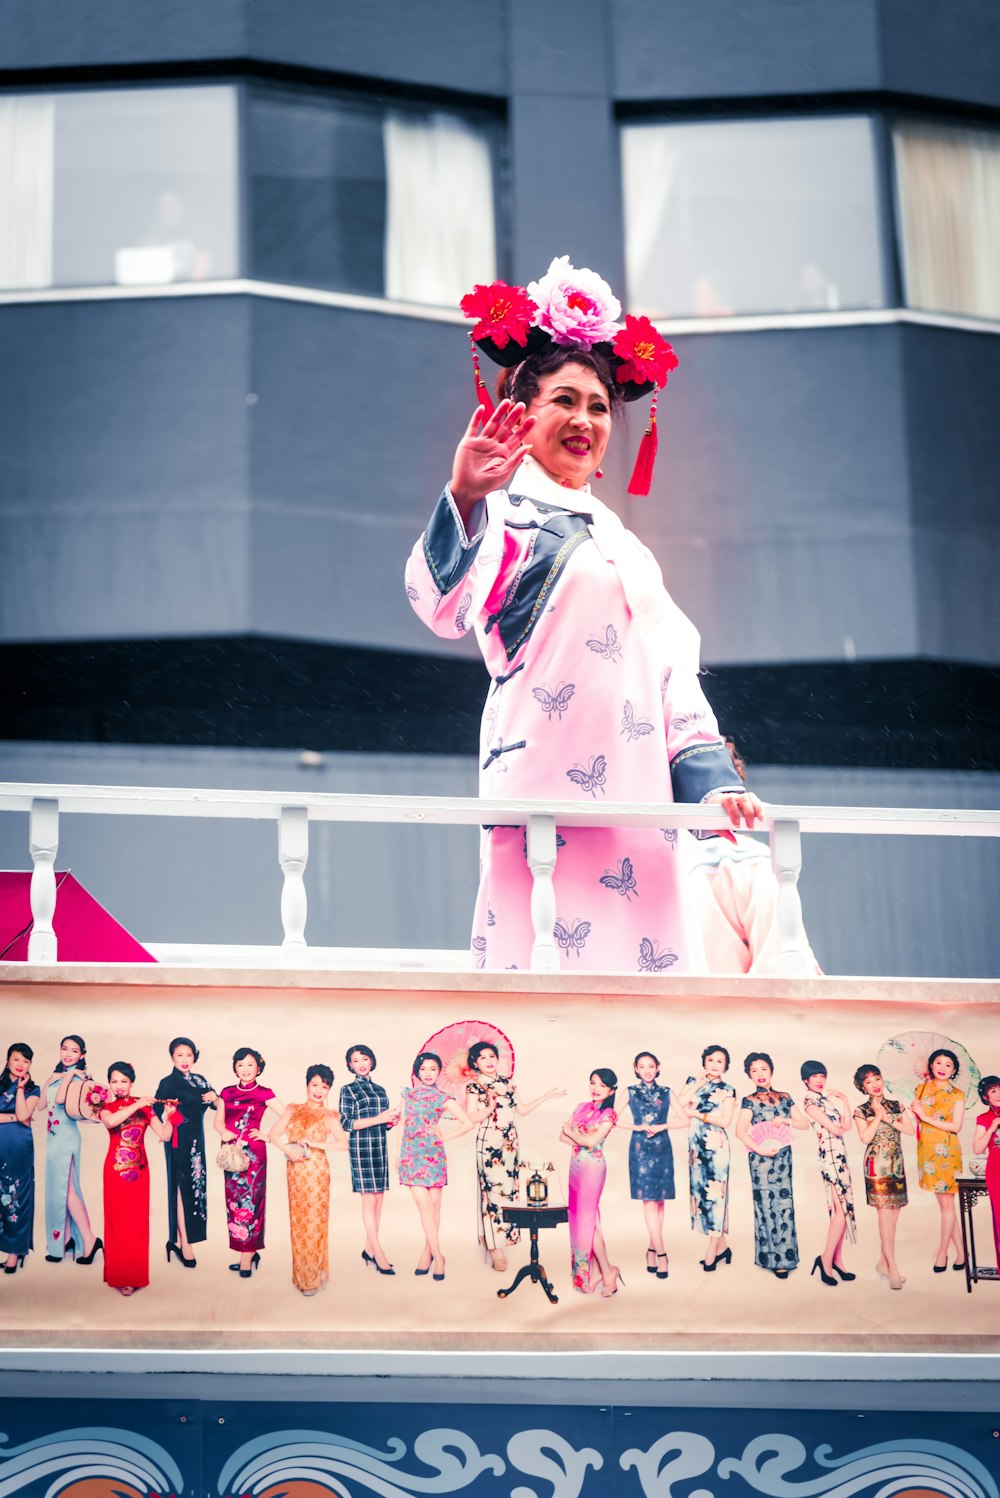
xmin=878 ymin=0 xmax=1000 ymax=111
xmin=0 ymin=0 xmax=246 ymax=69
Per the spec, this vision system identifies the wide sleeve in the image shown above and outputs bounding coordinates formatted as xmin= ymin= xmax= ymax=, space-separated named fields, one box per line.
xmin=404 ymin=487 xmax=522 ymax=641
xmin=661 ymin=667 xmax=745 ymax=811
xmin=339 ymin=1085 xmax=359 ymax=1133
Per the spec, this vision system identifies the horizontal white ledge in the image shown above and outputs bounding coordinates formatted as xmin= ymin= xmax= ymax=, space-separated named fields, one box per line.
xmin=0 ymin=279 xmax=997 ymax=338
xmin=2 ymin=782 xmax=1000 ymax=835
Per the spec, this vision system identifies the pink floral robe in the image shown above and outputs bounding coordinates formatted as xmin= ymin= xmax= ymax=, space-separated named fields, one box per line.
xmin=405 ymin=457 xmax=742 ymax=973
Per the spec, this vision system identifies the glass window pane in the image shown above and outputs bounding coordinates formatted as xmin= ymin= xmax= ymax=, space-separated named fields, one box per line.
xmin=0 ymin=85 xmax=238 ymax=291
xmin=622 ymin=116 xmax=886 ymax=319
xmin=894 ymin=120 xmax=1000 ymax=321
xmin=247 ymin=85 xmax=497 ymax=305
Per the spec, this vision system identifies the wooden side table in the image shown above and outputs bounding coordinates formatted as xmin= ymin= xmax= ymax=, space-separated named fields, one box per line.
xmin=957 ymin=1175 xmax=998 ymax=1292
xmin=497 ymin=1203 xmax=568 ymax=1304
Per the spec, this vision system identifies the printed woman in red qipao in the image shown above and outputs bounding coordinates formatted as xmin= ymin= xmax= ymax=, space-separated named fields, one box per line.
xmin=973 ymin=1074 xmax=1000 ymax=1266
xmin=215 ymin=1046 xmax=285 ymax=1278
xmin=99 ymin=1062 xmax=177 ymax=1296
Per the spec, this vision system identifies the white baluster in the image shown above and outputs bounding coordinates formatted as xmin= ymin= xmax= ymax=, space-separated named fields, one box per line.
xmin=527 ymin=814 xmax=559 ymax=973
xmin=28 ymin=797 xmax=59 ymax=964
xmin=278 ymin=806 xmax=309 ymax=963
xmin=771 ymin=818 xmax=813 ymax=977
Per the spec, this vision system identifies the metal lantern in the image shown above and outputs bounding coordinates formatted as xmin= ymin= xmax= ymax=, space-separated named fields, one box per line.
xmin=526 ymin=1168 xmax=548 ymax=1205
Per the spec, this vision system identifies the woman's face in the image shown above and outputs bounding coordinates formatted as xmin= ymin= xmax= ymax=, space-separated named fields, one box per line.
xmin=703 ymin=1050 xmax=727 ymax=1079
xmin=171 ymin=1044 xmax=195 ymax=1073
xmin=307 ymin=1074 xmax=331 ymax=1104
xmin=109 ymin=1070 xmax=132 ymax=1098
xmin=634 ymin=1055 xmax=659 ymax=1084
xmin=417 ymin=1059 xmax=440 ymax=1086
xmin=930 ymin=1054 xmax=957 ymax=1082
xmin=525 ymin=364 xmax=612 ymax=488
xmin=986 ymin=1083 xmax=1000 ymax=1110
xmin=473 ymin=1047 xmax=499 ymax=1078
xmin=59 ymin=1038 xmax=83 ymax=1069
xmin=748 ymin=1059 xmax=772 ymax=1088
xmin=589 ymin=1073 xmax=613 ymax=1105
xmin=234 ymin=1054 xmax=260 ymax=1084
xmin=8 ymin=1050 xmax=31 ymax=1079
xmin=349 ymin=1050 xmax=372 ymax=1077
xmin=862 ymin=1071 xmax=884 ymax=1098
xmin=806 ymin=1072 xmax=827 ymax=1094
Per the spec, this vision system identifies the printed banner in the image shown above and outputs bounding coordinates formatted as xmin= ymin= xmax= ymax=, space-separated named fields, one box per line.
xmin=1 ymin=977 xmax=998 ymax=1350
xmin=0 ymin=1396 xmax=997 ymax=1498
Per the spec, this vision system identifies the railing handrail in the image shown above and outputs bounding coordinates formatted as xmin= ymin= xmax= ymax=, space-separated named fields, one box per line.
xmin=1 ymin=782 xmax=998 ymax=837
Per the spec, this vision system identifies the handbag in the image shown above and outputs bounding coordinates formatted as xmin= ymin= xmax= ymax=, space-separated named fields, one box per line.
xmin=216 ymin=1138 xmax=250 ymax=1173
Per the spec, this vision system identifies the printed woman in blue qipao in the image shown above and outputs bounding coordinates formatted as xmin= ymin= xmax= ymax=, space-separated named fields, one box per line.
xmin=42 ymin=1034 xmax=101 ymax=1264
xmin=621 ymin=1050 xmax=690 ymax=1280
xmin=735 ymin=1051 xmax=810 ymax=1278
xmin=0 ymin=1042 xmax=42 ymax=1273
xmin=339 ymin=1043 xmax=399 ymax=1275
xmin=677 ymin=1044 xmax=737 ymax=1271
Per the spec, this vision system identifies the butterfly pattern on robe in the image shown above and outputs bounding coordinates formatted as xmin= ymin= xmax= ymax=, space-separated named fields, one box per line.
xmin=599 ymin=856 xmax=638 ymax=901
xmin=565 ymin=753 xmax=607 ymax=798
xmin=455 ymin=592 xmax=473 ymax=633
xmin=637 ymin=936 xmax=678 ymax=972
xmin=661 ymin=827 xmax=679 ymax=846
xmin=472 ymin=934 xmax=487 ymax=969
xmin=621 ymin=699 xmax=655 ymax=741
xmin=670 ymin=709 xmax=708 ymax=732
xmin=532 ymin=680 xmax=576 ymax=721
xmin=553 ymin=917 xmax=592 ymax=958
xmin=405 ymin=583 xmax=419 ymax=602
xmin=585 ymin=623 xmax=622 ymax=662
xmin=487 ymin=907 xmax=496 ymax=927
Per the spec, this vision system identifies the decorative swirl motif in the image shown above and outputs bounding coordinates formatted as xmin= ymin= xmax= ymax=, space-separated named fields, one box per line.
xmin=506 ymin=1430 xmax=603 ymax=1498
xmin=716 ymin=1434 xmax=999 ymax=1498
xmin=0 ymin=1426 xmax=183 ymax=1496
xmin=620 ymin=1431 xmax=716 ymax=1498
xmin=217 ymin=1428 xmax=504 ymax=1497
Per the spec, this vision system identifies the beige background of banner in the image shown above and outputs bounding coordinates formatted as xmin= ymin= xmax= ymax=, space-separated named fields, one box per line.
xmin=2 ymin=977 xmax=999 ymax=1350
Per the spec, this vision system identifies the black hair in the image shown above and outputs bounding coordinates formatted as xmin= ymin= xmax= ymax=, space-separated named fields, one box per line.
xmin=169 ymin=1036 xmax=200 ymax=1062
xmin=743 ymin=1051 xmax=774 ymax=1078
xmin=232 ymin=1048 xmax=264 ymax=1072
xmin=108 ymin=1060 xmax=136 ymax=1085
xmin=800 ymin=1060 xmax=827 ymax=1084
xmin=853 ymin=1063 xmax=881 ymax=1094
xmin=412 ymin=1051 xmax=442 ymax=1079
xmin=633 ymin=1051 xmax=660 ymax=1075
xmin=468 ymin=1041 xmax=500 ymax=1071
xmin=306 ymin=1063 xmax=334 ymax=1088
xmin=1 ymin=1042 xmax=34 ymax=1092
xmin=701 ymin=1044 xmax=730 ymax=1069
xmin=346 ymin=1044 xmax=376 ymax=1072
xmin=498 ymin=344 xmax=624 ymax=412
xmin=590 ymin=1067 xmax=618 ymax=1110
xmin=978 ymin=1075 xmax=1000 ymax=1106
xmin=55 ymin=1034 xmax=87 ymax=1072
xmin=927 ymin=1047 xmax=960 ymax=1079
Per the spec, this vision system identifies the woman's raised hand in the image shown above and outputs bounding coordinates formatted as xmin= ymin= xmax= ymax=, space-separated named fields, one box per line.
xmin=450 ymin=400 xmax=536 ymax=510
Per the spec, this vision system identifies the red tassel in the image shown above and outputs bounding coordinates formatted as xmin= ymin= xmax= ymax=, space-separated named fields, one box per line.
xmin=627 ymin=393 xmax=659 ymax=497
xmin=470 ymin=335 xmax=495 ymax=419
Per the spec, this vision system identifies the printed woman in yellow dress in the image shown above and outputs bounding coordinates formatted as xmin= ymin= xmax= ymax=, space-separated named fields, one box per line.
xmin=910 ymin=1047 xmax=965 ymax=1274
xmin=268 ymin=1064 xmax=347 ymax=1296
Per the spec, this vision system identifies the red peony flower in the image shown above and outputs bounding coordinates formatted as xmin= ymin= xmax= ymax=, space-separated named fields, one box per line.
xmin=612 ymin=315 xmax=679 ymax=388
xmin=460 ymin=280 xmax=538 ymax=350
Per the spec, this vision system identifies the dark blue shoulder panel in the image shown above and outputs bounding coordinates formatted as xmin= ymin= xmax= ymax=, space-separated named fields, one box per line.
xmin=488 ymin=495 xmax=593 ymax=662
xmin=422 ymin=490 xmax=483 ymax=597
xmin=669 ymin=741 xmax=744 ymax=805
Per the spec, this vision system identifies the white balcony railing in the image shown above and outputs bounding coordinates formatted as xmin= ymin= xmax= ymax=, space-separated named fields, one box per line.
xmin=3 ymin=782 xmax=999 ymax=976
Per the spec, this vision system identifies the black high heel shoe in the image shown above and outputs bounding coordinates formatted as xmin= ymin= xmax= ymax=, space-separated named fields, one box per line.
xmin=831 ymin=1261 xmax=855 ymax=1281
xmin=656 ymin=1252 xmax=669 ymax=1280
xmin=77 ymin=1238 xmax=103 ymax=1266
xmin=362 ymin=1249 xmax=395 ymax=1275
xmin=811 ymin=1255 xmax=838 ymax=1286
xmin=166 ymin=1240 xmax=196 ymax=1267
xmin=3 ymin=1254 xmax=26 ymax=1274
xmin=45 ymin=1236 xmax=76 ymax=1263
xmin=953 ymin=1260 xmax=967 ymax=1271
xmin=645 ymin=1248 xmax=657 ymax=1275
xmin=229 ymin=1251 xmax=261 ymax=1279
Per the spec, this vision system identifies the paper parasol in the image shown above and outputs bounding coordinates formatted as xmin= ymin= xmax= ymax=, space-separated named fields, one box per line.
xmin=749 ymin=1118 xmax=792 ymax=1148
xmin=877 ymin=1030 xmax=981 ymax=1104
xmin=419 ymin=1019 xmax=515 ymax=1100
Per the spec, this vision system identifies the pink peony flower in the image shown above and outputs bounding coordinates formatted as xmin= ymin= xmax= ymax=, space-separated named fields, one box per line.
xmin=526 ymin=256 xmax=621 ymax=349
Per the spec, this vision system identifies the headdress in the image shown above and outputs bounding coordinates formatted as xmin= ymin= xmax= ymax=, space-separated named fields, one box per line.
xmin=460 ymin=255 xmax=678 ymax=496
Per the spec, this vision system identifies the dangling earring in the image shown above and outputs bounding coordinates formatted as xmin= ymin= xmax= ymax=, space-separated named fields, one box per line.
xmin=595 ymin=468 xmax=604 ymax=480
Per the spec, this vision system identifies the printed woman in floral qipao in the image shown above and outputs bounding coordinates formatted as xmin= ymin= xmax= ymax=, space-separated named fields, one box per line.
xmin=155 ymin=1037 xmax=220 ymax=1264
xmin=0 ymin=1044 xmax=42 ymax=1269
xmin=406 ymin=361 xmax=761 ymax=973
xmin=464 ymin=1040 xmax=565 ymax=1270
xmin=100 ymin=1065 xmax=175 ymax=1293
xmin=216 ymin=1048 xmax=283 ymax=1271
xmin=561 ymin=1070 xmax=621 ymax=1296
xmin=398 ymin=1053 xmax=475 ymax=1280
xmin=270 ymin=1068 xmax=346 ymax=1296
xmin=911 ymin=1048 xmax=966 ymax=1272
xmin=622 ymin=1052 xmax=689 ymax=1279
xmin=42 ymin=1035 xmax=100 ymax=1263
xmin=678 ymin=1045 xmax=737 ymax=1268
xmin=852 ymin=1063 xmax=915 ymax=1291
xmin=973 ymin=1077 xmax=1000 ymax=1267
xmin=735 ymin=1055 xmax=810 ymax=1278
xmin=801 ymin=1062 xmax=856 ymax=1282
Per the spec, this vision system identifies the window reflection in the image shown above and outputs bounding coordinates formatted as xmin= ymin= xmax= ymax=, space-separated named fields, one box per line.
xmin=622 ymin=116 xmax=886 ymax=319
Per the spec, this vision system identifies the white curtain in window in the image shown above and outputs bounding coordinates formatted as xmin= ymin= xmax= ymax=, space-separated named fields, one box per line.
xmin=383 ymin=110 xmax=496 ymax=306
xmin=0 ymin=95 xmax=55 ymax=289
xmin=894 ymin=121 xmax=1000 ymax=320
xmin=621 ymin=126 xmax=681 ymax=316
